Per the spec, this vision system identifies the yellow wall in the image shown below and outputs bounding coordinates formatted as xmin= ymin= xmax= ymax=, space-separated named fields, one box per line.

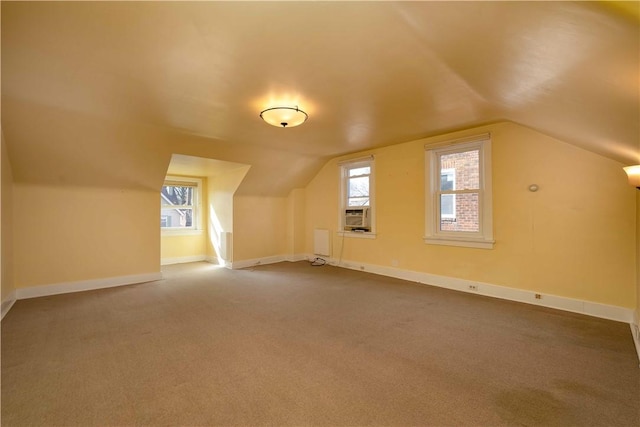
xmin=233 ymin=195 xmax=287 ymax=261
xmin=286 ymin=188 xmax=306 ymax=258
xmin=206 ymin=166 xmax=250 ymax=262
xmin=1 ymin=131 xmax=15 ymax=304
xmin=14 ymin=184 xmax=160 ymax=287
xmin=305 ymin=122 xmax=636 ymax=308
xmin=160 ymin=234 xmax=207 ymax=261
xmin=636 ymin=192 xmax=640 ymax=322
xmin=161 ymin=176 xmax=208 ymax=262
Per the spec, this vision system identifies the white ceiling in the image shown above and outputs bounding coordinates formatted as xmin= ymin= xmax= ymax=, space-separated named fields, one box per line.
xmin=2 ymin=1 xmax=639 ymax=195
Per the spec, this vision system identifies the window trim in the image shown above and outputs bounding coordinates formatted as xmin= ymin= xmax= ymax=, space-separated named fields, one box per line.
xmin=424 ymin=134 xmax=494 ymax=249
xmin=338 ymin=156 xmax=376 ymax=238
xmin=161 ymin=176 xmax=203 ymax=236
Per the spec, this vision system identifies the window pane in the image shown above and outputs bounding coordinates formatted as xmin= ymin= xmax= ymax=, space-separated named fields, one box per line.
xmin=160 ymin=215 xmax=171 ymax=228
xmin=440 ymin=150 xmax=479 ymax=190
xmin=349 ymin=166 xmax=370 ymax=177
xmin=348 ymin=176 xmax=369 ymax=198
xmin=440 ymin=169 xmax=455 ymax=191
xmin=441 ymin=194 xmax=455 ymax=217
xmin=440 ymin=193 xmax=479 ymax=232
xmin=161 ymin=185 xmax=194 ymax=206
xmin=348 ymin=197 xmax=369 ymax=206
xmin=161 ymin=208 xmax=193 ymax=228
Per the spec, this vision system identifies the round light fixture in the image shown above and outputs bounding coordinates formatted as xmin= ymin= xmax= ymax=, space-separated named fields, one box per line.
xmin=260 ymin=106 xmax=308 ymax=128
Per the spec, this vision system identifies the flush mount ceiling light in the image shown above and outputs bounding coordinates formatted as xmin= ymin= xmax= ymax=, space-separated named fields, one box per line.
xmin=260 ymin=106 xmax=308 ymax=128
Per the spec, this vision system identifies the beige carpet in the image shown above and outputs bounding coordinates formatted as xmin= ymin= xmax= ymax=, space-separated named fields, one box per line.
xmin=2 ymin=261 xmax=639 ymax=426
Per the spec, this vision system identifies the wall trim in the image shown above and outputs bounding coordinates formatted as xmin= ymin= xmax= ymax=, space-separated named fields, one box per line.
xmin=631 ymin=323 xmax=640 ymax=366
xmin=286 ymin=254 xmax=309 ymax=263
xmin=1 ymin=290 xmax=16 ymax=320
xmin=205 ymin=256 xmax=232 ymax=269
xmin=297 ymin=254 xmax=634 ymax=324
xmin=16 ymin=272 xmax=163 ymax=300
xmin=161 ymin=255 xmax=207 ymax=265
xmin=232 ymin=254 xmax=311 ymax=269
xmin=231 ymin=255 xmax=288 ymax=270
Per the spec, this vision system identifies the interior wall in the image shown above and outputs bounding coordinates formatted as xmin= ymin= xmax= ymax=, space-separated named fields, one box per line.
xmin=161 ymin=234 xmax=207 ymax=262
xmin=160 ymin=176 xmax=208 ymax=263
xmin=206 ymin=166 xmax=250 ymax=263
xmin=304 ymin=121 xmax=636 ymax=309
xmin=1 ymin=131 xmax=15 ymax=306
xmin=636 ymin=191 xmax=640 ymax=322
xmin=286 ymin=188 xmax=306 ymax=258
xmin=233 ymin=195 xmax=287 ymax=262
xmin=14 ymin=184 xmax=160 ymax=288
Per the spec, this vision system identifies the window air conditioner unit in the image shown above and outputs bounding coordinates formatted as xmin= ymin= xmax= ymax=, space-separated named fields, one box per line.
xmin=344 ymin=207 xmax=370 ymax=231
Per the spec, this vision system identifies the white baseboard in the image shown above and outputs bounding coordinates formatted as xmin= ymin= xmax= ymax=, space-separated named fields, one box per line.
xmin=16 ymin=272 xmax=164 ymax=300
xmin=286 ymin=254 xmax=309 ymax=263
xmin=161 ymin=255 xmax=207 ymax=265
xmin=231 ymin=255 xmax=288 ymax=270
xmin=231 ymin=253 xmax=311 ymax=269
xmin=204 ymin=256 xmax=233 ymax=269
xmin=301 ymin=254 xmax=634 ymax=324
xmin=1 ymin=290 xmax=17 ymax=320
xmin=205 ymin=256 xmax=231 ymax=270
xmin=631 ymin=323 xmax=640 ymax=366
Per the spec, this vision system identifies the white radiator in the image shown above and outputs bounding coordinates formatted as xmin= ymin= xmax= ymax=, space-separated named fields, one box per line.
xmin=313 ymin=229 xmax=330 ymax=256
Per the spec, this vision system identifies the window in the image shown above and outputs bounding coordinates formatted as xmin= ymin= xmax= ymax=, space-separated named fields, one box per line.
xmin=425 ymin=134 xmax=494 ymax=249
xmin=161 ymin=177 xmax=202 ymax=234
xmin=347 ymin=165 xmax=371 ymax=207
xmin=339 ymin=156 xmax=375 ymax=237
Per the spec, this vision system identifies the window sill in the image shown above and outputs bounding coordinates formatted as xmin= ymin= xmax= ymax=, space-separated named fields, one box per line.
xmin=424 ymin=236 xmax=494 ymax=249
xmin=337 ymin=231 xmax=377 ymax=239
xmin=161 ymin=229 xmax=204 ymax=237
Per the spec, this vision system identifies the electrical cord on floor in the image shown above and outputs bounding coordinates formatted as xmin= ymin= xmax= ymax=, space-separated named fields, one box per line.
xmin=310 ymin=257 xmax=326 ymax=267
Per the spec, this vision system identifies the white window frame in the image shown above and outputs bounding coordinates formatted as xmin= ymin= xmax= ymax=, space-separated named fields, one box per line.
xmin=338 ymin=156 xmax=376 ymax=239
xmin=160 ymin=215 xmax=171 ymax=228
xmin=161 ymin=176 xmax=203 ymax=236
xmin=424 ymin=134 xmax=494 ymax=249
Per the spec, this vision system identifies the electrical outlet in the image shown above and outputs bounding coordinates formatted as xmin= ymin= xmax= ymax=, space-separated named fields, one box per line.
xmin=535 ymin=293 xmax=542 ymax=299
xmin=468 ymin=285 xmax=478 ymax=291
xmin=360 ymin=266 xmax=365 ymax=271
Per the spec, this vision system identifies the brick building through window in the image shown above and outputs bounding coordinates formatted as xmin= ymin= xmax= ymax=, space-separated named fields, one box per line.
xmin=439 ymin=150 xmax=479 ymax=232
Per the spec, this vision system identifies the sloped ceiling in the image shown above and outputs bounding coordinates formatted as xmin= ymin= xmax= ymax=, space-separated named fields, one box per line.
xmin=2 ymin=1 xmax=638 ymax=195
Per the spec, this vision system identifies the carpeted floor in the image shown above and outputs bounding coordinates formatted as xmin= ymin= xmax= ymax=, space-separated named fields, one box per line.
xmin=2 ymin=261 xmax=639 ymax=426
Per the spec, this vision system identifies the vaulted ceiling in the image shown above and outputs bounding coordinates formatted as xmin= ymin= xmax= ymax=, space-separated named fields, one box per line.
xmin=2 ymin=1 xmax=638 ymax=195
